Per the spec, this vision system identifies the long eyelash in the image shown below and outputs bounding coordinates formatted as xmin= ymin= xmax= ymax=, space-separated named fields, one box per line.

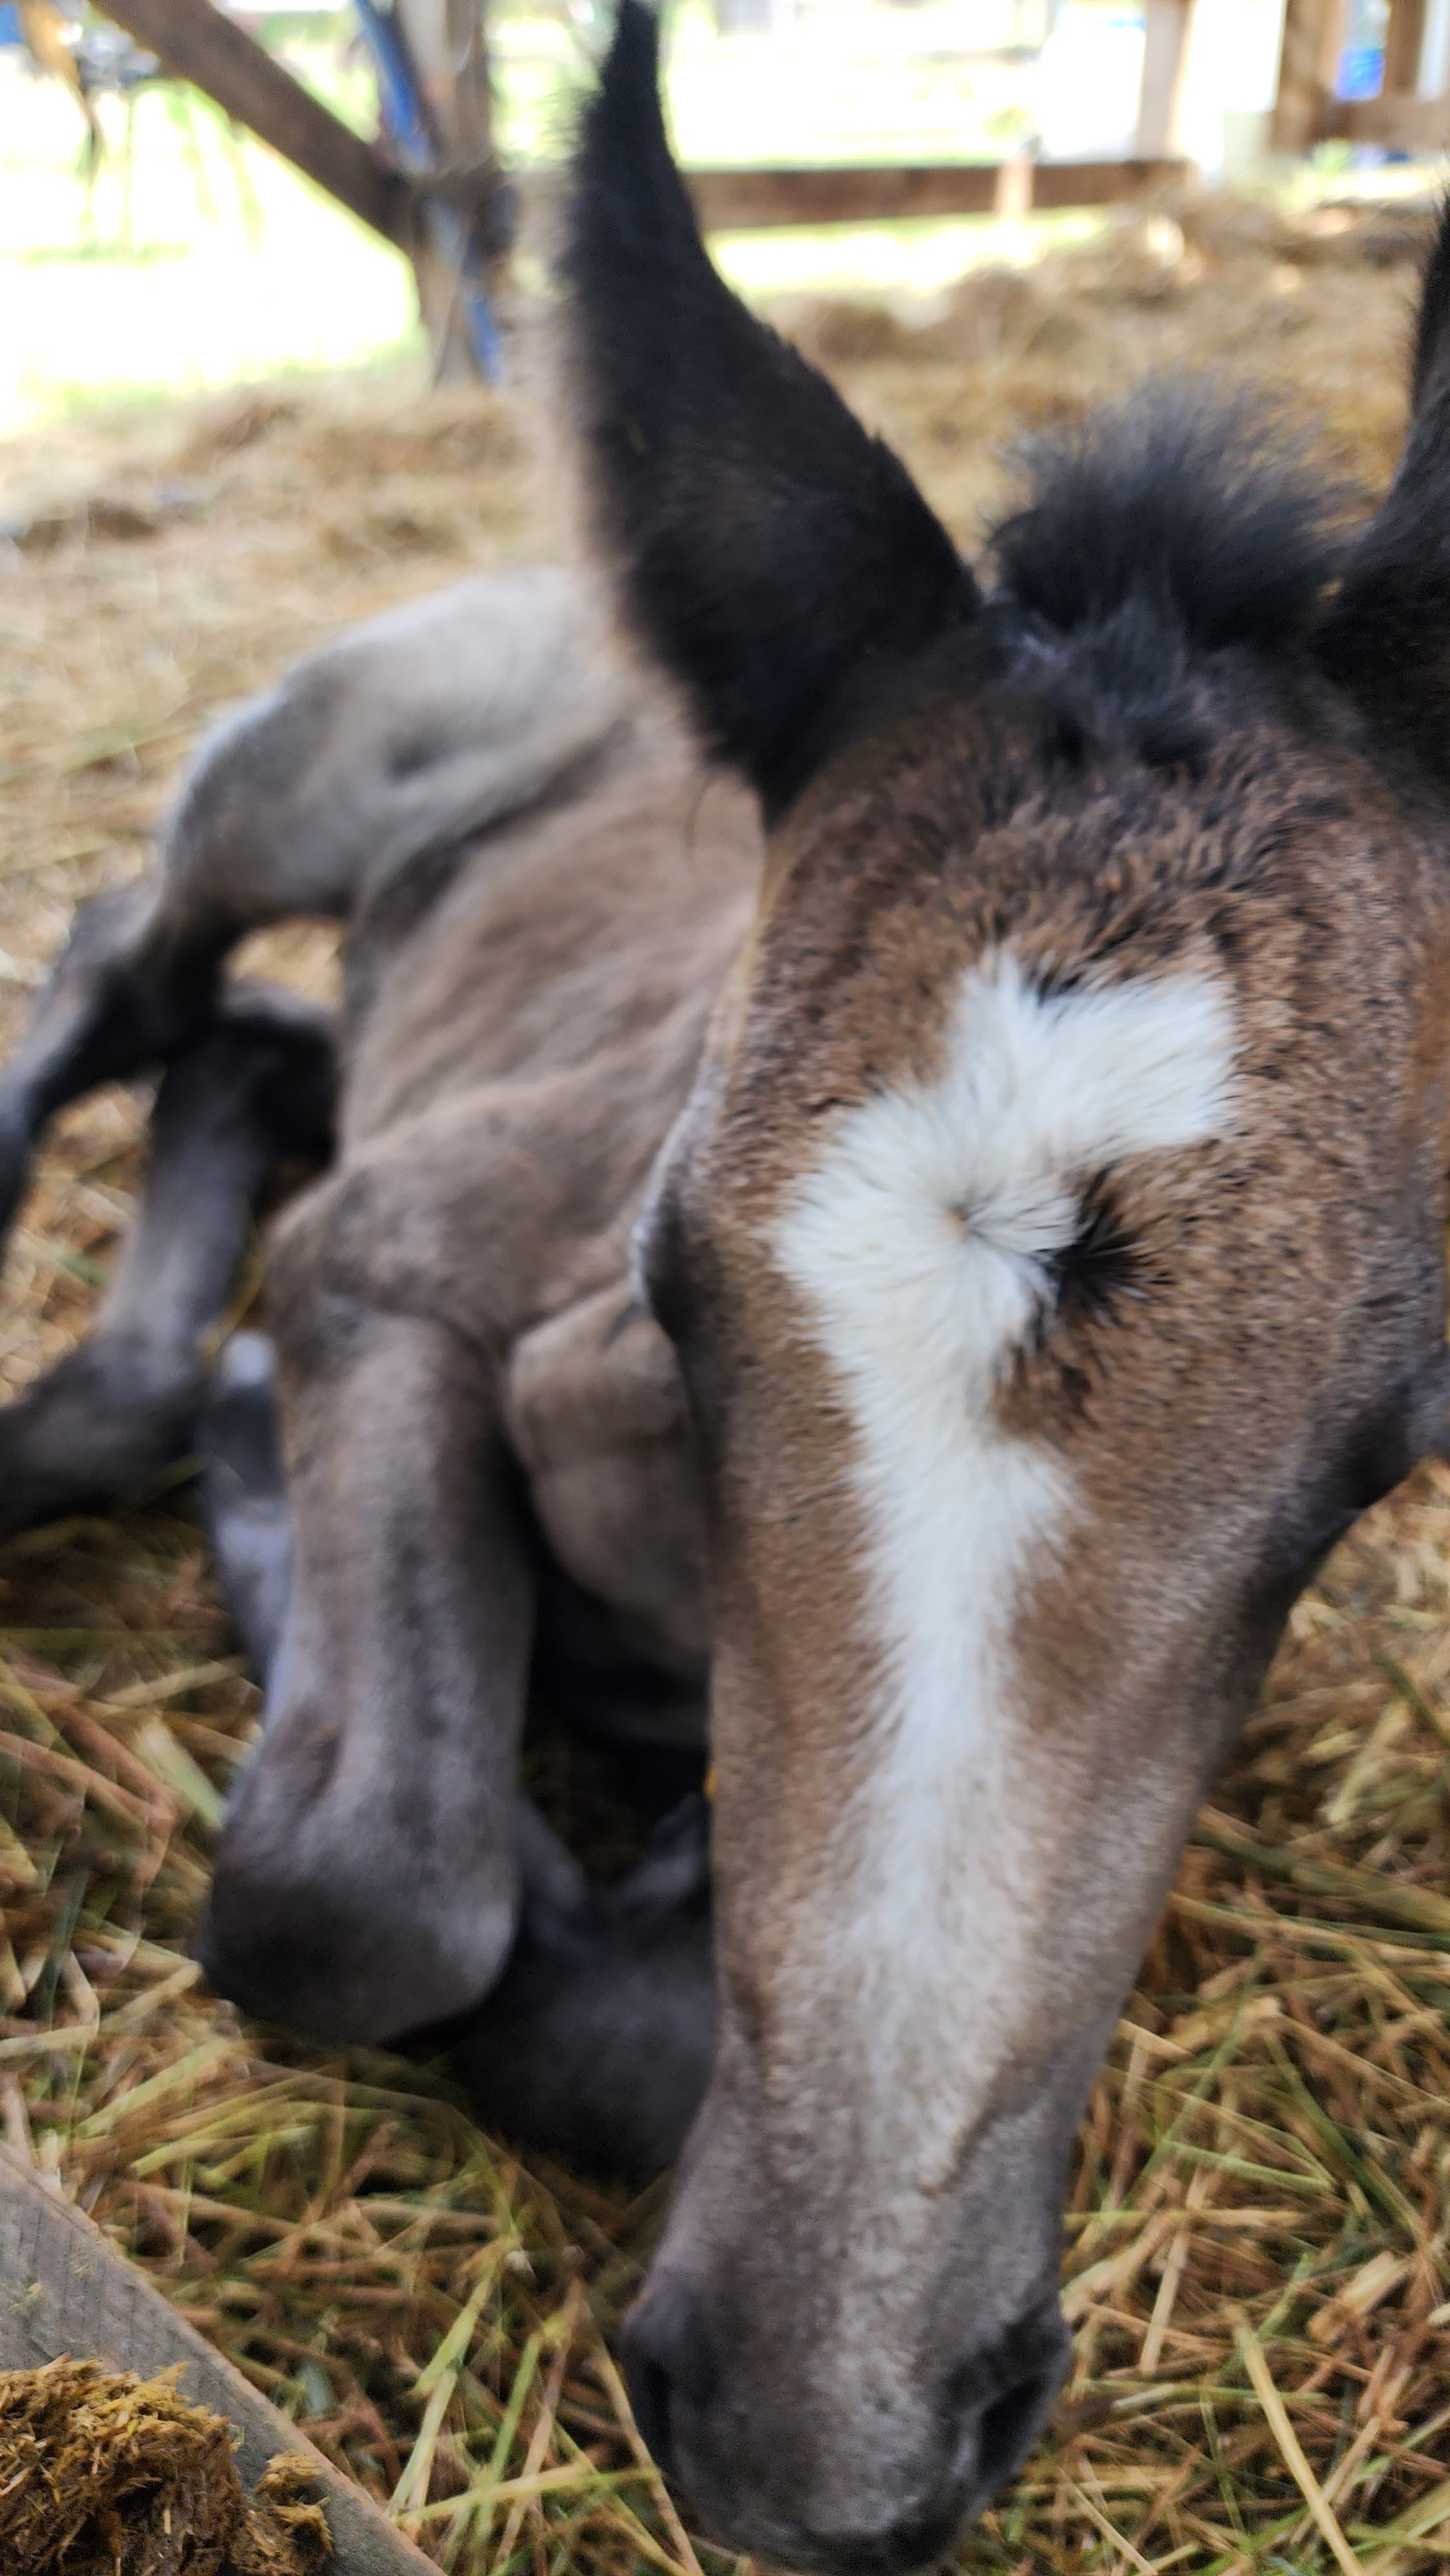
xmin=603 ymin=1293 xmax=649 ymax=1349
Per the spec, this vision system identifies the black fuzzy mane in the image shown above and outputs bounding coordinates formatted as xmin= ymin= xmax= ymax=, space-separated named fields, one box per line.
xmin=988 ymin=389 xmax=1357 ymax=659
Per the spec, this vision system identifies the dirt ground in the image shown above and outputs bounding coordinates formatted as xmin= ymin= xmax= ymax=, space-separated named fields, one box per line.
xmin=1 ymin=195 xmax=1449 ymax=2575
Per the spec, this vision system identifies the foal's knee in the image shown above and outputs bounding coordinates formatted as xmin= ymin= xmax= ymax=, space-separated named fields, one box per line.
xmin=198 ymin=1760 xmax=521 ymax=2046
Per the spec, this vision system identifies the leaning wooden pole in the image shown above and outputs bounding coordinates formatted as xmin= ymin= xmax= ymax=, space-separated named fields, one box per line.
xmin=96 ymin=0 xmax=411 ymax=245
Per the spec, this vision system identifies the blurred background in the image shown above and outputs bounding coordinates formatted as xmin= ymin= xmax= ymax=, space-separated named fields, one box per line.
xmin=0 ymin=0 xmax=1423 ymax=440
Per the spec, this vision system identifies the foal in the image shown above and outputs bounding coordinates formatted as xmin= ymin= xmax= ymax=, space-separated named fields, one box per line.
xmin=554 ymin=6 xmax=1450 ymax=2563
xmin=4 ymin=2 xmax=1450 ymax=2560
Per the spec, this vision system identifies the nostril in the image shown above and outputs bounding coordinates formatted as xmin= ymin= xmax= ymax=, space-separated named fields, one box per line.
xmin=625 ymin=2344 xmax=678 ymax=2478
xmin=945 ymin=2315 xmax=1069 ymax=2505
xmin=976 ymin=2367 xmax=1056 ymax=2490
xmin=620 ymin=2286 xmax=719 ymax=2483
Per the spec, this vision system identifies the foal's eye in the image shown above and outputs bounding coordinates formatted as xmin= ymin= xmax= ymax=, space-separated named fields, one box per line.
xmin=1044 ymin=1175 xmax=1141 ymax=1324
xmin=635 ymin=1190 xmax=697 ymax=1347
xmin=645 ymin=1260 xmax=695 ymax=1348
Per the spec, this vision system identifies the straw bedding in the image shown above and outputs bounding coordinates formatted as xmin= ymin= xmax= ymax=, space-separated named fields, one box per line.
xmin=0 ymin=195 xmax=1447 ymax=2572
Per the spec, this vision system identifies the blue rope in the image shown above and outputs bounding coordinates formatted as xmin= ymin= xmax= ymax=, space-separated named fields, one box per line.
xmin=353 ymin=0 xmax=506 ymax=384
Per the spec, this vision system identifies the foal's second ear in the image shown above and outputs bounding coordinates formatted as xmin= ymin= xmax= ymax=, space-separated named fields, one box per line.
xmin=1316 ymin=198 xmax=1450 ymax=791
xmin=559 ymin=0 xmax=976 ymax=816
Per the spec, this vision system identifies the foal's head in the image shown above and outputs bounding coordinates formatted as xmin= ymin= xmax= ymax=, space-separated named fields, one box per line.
xmin=564 ymin=11 xmax=1450 ymax=2565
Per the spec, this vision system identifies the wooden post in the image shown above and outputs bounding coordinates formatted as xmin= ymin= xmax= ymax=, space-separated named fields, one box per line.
xmin=1383 ymin=0 xmax=1429 ymax=91
xmin=1420 ymin=0 xmax=1450 ymax=93
xmin=392 ymin=0 xmax=492 ymax=166
xmin=992 ymin=149 xmax=1032 ymax=220
xmin=389 ymin=0 xmax=501 ymax=382
xmin=1135 ymin=0 xmax=1193 ymax=157
xmin=1271 ymin=0 xmax=1348 ymax=153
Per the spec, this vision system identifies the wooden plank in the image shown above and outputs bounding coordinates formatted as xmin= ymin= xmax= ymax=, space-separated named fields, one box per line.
xmin=0 ymin=2144 xmax=436 ymax=2576
xmin=96 ymin=0 xmax=411 ymax=246
xmin=1272 ymin=0 xmax=1349 ymax=152
xmin=1328 ymin=86 xmax=1450 ymax=142
xmin=681 ymin=159 xmax=1184 ymax=231
xmin=1030 ymin=159 xmax=1183 ymax=210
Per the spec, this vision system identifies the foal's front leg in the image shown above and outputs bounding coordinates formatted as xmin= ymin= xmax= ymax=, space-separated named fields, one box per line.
xmin=199 ymin=1322 xmax=715 ymax=2174
xmin=195 ymin=1282 xmax=535 ymax=2048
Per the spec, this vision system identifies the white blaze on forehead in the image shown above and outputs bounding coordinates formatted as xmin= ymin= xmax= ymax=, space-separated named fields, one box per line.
xmin=770 ymin=950 xmax=1236 ymax=2148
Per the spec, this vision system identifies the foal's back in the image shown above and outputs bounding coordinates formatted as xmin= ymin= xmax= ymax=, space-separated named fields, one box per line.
xmin=341 ymin=673 xmax=761 ymax=1172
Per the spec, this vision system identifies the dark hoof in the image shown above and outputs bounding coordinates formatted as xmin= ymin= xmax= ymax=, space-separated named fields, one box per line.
xmin=0 ymin=1337 xmax=204 ymax=1536
xmin=447 ymin=1796 xmax=715 ymax=2179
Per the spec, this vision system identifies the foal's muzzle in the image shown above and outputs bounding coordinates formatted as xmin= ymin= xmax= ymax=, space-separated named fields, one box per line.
xmin=621 ymin=2284 xmax=1069 ymax=2576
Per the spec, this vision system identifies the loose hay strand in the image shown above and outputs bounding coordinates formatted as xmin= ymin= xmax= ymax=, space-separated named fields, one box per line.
xmin=1236 ymin=2316 xmax=1365 ymax=2576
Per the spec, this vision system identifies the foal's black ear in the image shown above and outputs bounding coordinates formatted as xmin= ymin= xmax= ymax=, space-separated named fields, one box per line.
xmin=1315 ymin=198 xmax=1450 ymax=789
xmin=559 ymin=0 xmax=977 ymax=816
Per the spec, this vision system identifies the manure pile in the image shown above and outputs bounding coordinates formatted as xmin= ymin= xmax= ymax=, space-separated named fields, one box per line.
xmin=0 ymin=2357 xmax=330 ymax=2576
xmin=0 ymin=196 xmax=1446 ymax=2572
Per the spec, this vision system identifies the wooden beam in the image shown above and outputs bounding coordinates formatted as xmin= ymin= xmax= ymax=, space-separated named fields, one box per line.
xmin=680 ymin=159 xmax=1185 ymax=232
xmin=96 ymin=0 xmax=410 ymax=245
xmin=1327 ymin=86 xmax=1450 ymax=143
xmin=384 ymin=0 xmax=501 ymax=380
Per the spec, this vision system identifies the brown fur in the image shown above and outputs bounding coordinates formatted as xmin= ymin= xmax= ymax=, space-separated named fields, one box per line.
xmin=605 ymin=668 xmax=1449 ymax=2570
